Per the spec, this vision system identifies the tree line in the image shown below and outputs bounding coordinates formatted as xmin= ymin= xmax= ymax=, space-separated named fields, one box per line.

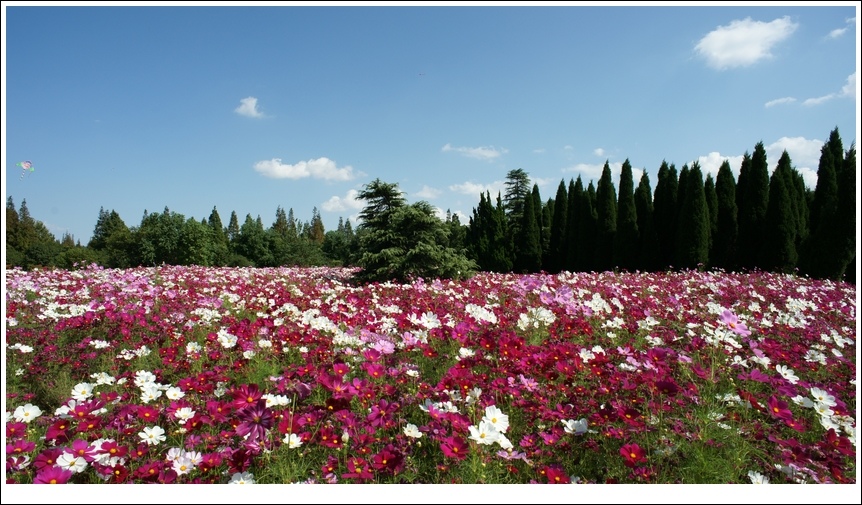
xmin=4 ymin=127 xmax=856 ymax=284
xmin=467 ymin=127 xmax=855 ymax=283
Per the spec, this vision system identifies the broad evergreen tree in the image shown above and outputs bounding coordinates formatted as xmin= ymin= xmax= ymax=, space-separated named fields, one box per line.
xmin=594 ymin=162 xmax=617 ymax=271
xmin=712 ymin=160 xmax=738 ymax=270
xmin=613 ymin=159 xmax=639 ymax=271
xmin=801 ymin=140 xmax=839 ymax=279
xmin=674 ymin=161 xmax=710 ymax=269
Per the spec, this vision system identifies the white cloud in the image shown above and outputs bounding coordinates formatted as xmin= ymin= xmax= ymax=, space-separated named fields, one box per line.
xmin=562 ymin=161 xmax=626 ymax=187
xmin=764 ymin=96 xmax=796 ymax=108
xmin=828 ymin=16 xmax=856 ymax=39
xmin=235 ymin=96 xmax=264 ymax=118
xmin=695 ymin=16 xmax=798 ymax=70
xmin=414 ymin=185 xmax=441 ymax=199
xmin=593 ymin=148 xmax=605 ymax=157
xmin=321 ymin=189 xmax=364 ymax=213
xmin=563 ymin=145 xmax=573 ymax=151
xmin=442 ymin=143 xmax=508 ymax=161
xmin=432 ymin=207 xmax=468 ymax=223
xmin=449 ymin=180 xmax=506 ymax=198
xmin=828 ymin=27 xmax=847 ymax=39
xmin=765 ymin=136 xmax=823 ymax=188
xmin=254 ymin=157 xmax=361 ymax=181
xmin=533 ymin=148 xmax=546 ymax=154
xmin=803 ymin=72 xmax=856 ymax=106
xmin=693 ymin=152 xmax=746 ymax=180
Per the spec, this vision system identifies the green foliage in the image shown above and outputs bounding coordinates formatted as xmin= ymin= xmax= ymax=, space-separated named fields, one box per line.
xmin=594 ymin=162 xmax=617 ymax=272
xmin=713 ymin=160 xmax=738 ymax=270
xmin=547 ymin=179 xmax=568 ymax=273
xmin=653 ymin=161 xmax=678 ymax=269
xmin=613 ymin=159 xmax=639 ymax=271
xmin=634 ymin=171 xmax=658 ymax=271
xmin=674 ymin=161 xmax=710 ymax=269
xmin=353 ymin=179 xmax=477 ymax=284
xmin=737 ymin=143 xmax=770 ymax=270
xmin=759 ymin=151 xmax=798 ymax=272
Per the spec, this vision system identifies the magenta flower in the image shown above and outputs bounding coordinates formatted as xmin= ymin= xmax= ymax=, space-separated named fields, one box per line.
xmin=620 ymin=443 xmax=647 ymax=467
xmin=33 ymin=465 xmax=74 ymax=484
xmin=440 ymin=435 xmax=469 ymax=460
xmin=235 ymin=399 xmax=274 ymax=444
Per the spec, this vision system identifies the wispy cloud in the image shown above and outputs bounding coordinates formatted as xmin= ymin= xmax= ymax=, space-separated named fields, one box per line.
xmin=321 ymin=189 xmax=364 ymax=213
xmin=414 ymin=185 xmax=441 ymax=199
xmin=695 ymin=16 xmax=798 ymax=70
xmin=764 ymin=96 xmax=796 ymax=108
xmin=254 ymin=157 xmax=362 ymax=181
xmin=533 ymin=148 xmax=546 ymax=154
xmin=803 ymin=72 xmax=856 ymax=106
xmin=442 ymin=143 xmax=508 ymax=161
xmin=432 ymin=207 xmax=468 ymax=223
xmin=235 ymin=96 xmax=265 ymax=118
xmin=593 ymin=148 xmax=605 ymax=157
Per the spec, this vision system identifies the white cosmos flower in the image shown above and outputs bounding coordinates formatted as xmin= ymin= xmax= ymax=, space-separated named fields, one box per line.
xmin=172 ymin=456 xmax=195 ymax=476
xmin=482 ymin=405 xmax=510 ymax=433
xmin=139 ymin=425 xmax=167 ymax=446
xmin=774 ymin=365 xmax=799 ymax=384
xmin=70 ymin=382 xmax=95 ymax=402
xmin=403 ymin=423 xmax=423 ymax=439
xmin=228 ymin=472 xmax=255 ymax=484
xmin=809 ymin=387 xmax=836 ymax=407
xmin=57 ymin=453 xmax=88 ymax=473
xmin=468 ymin=420 xmax=500 ymax=445
xmin=748 ymin=470 xmax=769 ymax=484
xmin=174 ymin=407 xmax=196 ymax=424
xmin=284 ymin=433 xmax=304 ymax=448
xmin=13 ymin=403 xmax=43 ymax=423
xmin=562 ymin=418 xmax=589 ymax=435
xmin=140 ymin=384 xmax=163 ymax=404
xmin=165 ymin=387 xmax=185 ymax=400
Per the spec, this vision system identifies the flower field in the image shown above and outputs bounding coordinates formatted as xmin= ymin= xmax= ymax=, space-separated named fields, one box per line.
xmin=3 ymin=264 xmax=857 ymax=489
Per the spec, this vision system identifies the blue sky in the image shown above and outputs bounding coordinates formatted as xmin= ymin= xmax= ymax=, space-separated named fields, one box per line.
xmin=3 ymin=2 xmax=859 ymax=246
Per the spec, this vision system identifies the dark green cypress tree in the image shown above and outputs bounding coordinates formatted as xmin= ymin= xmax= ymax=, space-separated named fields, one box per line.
xmin=652 ymin=161 xmax=678 ymax=270
xmin=565 ymin=177 xmax=581 ymax=271
xmin=738 ymin=143 xmax=770 ymax=270
xmin=491 ymin=193 xmax=513 ymax=272
xmin=634 ymin=170 xmax=658 ymax=271
xmin=674 ymin=162 xmax=710 ymax=269
xmin=515 ymin=187 xmax=542 ymax=273
xmin=801 ymin=142 xmax=838 ymax=279
xmin=594 ymin=162 xmax=617 ymax=272
xmin=548 ymin=179 xmax=568 ymax=273
xmin=759 ymin=151 xmax=797 ymax=272
xmin=836 ymin=142 xmax=856 ymax=282
xmin=713 ymin=160 xmax=738 ymax=270
xmin=577 ymin=181 xmax=598 ymax=272
xmin=613 ymin=159 xmax=639 ymax=271
xmin=704 ymin=173 xmax=718 ymax=264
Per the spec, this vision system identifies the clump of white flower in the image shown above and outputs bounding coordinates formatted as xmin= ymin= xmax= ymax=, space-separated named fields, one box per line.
xmin=186 ymin=342 xmax=202 ymax=355
xmin=217 ymin=329 xmax=238 ymax=349
xmin=89 ymin=339 xmax=110 ymax=349
xmin=517 ymin=306 xmax=556 ymax=331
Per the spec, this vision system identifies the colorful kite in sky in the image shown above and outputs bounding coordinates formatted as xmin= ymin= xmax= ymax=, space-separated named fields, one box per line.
xmin=17 ymin=161 xmax=35 ymax=180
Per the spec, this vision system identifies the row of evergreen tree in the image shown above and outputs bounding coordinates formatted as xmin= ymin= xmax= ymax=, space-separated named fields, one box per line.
xmin=467 ymin=127 xmax=855 ymax=283
xmin=5 ymin=127 xmax=855 ymax=283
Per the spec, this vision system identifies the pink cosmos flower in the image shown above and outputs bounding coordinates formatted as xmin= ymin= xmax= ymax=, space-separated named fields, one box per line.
xmin=719 ymin=309 xmax=751 ymax=336
xmin=33 ymin=465 xmax=74 ymax=484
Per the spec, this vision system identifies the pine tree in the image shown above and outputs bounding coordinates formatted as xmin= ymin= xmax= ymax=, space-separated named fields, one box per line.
xmin=309 ymin=207 xmax=326 ymax=245
xmin=594 ymin=162 xmax=617 ymax=271
xmin=653 ymin=161 xmax=678 ymax=270
xmin=577 ymin=181 xmax=598 ymax=272
xmin=548 ymin=179 xmax=568 ymax=273
xmin=674 ymin=161 xmax=710 ymax=270
xmin=713 ymin=160 xmax=738 ymax=270
xmin=634 ymin=171 xmax=658 ymax=271
xmin=613 ymin=159 xmax=639 ymax=271
xmin=801 ymin=141 xmax=838 ymax=279
xmin=503 ymin=169 xmax=531 ymax=245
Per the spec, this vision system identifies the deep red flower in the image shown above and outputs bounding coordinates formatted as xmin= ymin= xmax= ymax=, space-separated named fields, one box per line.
xmin=440 ymin=435 xmax=469 ymax=460
xmin=544 ymin=465 xmax=571 ymax=484
xmin=620 ymin=443 xmax=647 ymax=467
